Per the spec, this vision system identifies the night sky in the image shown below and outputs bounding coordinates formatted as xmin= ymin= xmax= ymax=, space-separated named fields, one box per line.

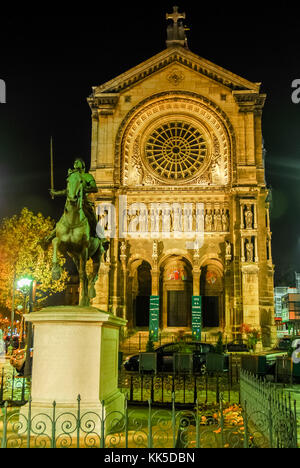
xmin=1 ymin=6 xmax=300 ymax=286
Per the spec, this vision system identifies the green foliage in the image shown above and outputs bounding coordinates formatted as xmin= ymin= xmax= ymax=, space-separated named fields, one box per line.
xmin=0 ymin=208 xmax=69 ymax=309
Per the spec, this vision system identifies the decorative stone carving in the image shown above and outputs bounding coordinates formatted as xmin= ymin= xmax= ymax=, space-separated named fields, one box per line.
xmin=245 ymin=238 xmax=254 ymax=263
xmin=225 ymin=241 xmax=232 ymax=261
xmin=167 ymin=68 xmax=185 ymax=86
xmin=244 ymin=205 xmax=253 ymax=229
xmin=119 ymin=94 xmax=232 ymax=187
xmin=222 ymin=210 xmax=230 ymax=232
xmin=205 ymin=209 xmax=213 ymax=232
xmin=213 ymin=209 xmax=222 ymax=232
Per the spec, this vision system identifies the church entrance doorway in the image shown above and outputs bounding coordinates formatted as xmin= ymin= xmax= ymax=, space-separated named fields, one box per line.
xmin=134 ymin=261 xmax=152 ymax=328
xmin=200 ymin=263 xmax=224 ymax=329
xmin=167 ymin=290 xmax=191 ymax=327
xmin=135 ymin=296 xmax=150 ymax=327
xmin=161 ymin=256 xmax=192 ymax=329
xmin=202 ymin=296 xmax=219 ymax=328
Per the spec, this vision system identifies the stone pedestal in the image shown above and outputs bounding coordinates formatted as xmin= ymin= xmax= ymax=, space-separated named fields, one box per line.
xmin=20 ymin=307 xmax=126 ymax=439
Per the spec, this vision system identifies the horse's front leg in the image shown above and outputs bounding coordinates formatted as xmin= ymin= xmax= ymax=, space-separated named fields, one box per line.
xmin=79 ymin=248 xmax=89 ymax=307
xmin=52 ymin=237 xmax=62 ymax=281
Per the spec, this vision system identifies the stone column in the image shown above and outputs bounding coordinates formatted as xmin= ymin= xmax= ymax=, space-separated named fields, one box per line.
xmin=120 ymin=242 xmax=127 ymax=321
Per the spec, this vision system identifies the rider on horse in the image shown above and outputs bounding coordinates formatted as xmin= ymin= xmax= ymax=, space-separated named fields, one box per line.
xmin=45 ymin=158 xmax=99 ymax=245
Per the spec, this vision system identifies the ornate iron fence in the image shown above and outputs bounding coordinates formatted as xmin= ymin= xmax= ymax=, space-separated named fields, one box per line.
xmin=0 ymin=368 xmax=30 ymax=407
xmin=118 ymin=371 xmax=240 ymax=406
xmin=0 ymin=393 xmax=248 ymax=449
xmin=240 ymin=370 xmax=298 ymax=448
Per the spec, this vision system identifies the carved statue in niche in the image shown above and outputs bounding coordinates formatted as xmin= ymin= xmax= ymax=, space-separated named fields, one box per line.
xmin=205 ymin=209 xmax=213 ymax=232
xmin=244 ymin=205 xmax=253 ymax=229
xmin=245 ymin=238 xmax=254 ymax=263
xmin=139 ymin=209 xmax=148 ymax=232
xmin=172 ymin=206 xmax=182 ymax=232
xmin=222 ymin=210 xmax=230 ymax=232
xmin=214 ymin=209 xmax=222 ymax=232
xmin=120 ymin=241 xmax=127 ymax=258
xmin=130 ymin=163 xmax=144 ymax=186
xmin=150 ymin=207 xmax=160 ymax=233
xmin=162 ymin=206 xmax=171 ymax=233
xmin=225 ymin=241 xmax=232 ymax=258
xmin=211 ymin=161 xmax=221 ymax=184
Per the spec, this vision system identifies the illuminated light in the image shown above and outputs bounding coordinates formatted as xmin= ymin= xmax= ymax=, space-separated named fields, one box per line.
xmin=17 ymin=277 xmax=33 ymax=290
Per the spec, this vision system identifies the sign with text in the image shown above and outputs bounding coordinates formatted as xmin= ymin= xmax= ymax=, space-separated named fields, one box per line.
xmin=192 ymin=296 xmax=202 ymax=341
xmin=149 ymin=296 xmax=160 ymax=342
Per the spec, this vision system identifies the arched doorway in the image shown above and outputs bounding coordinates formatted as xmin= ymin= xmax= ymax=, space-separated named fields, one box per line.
xmin=161 ymin=256 xmax=193 ymax=329
xmin=200 ymin=263 xmax=224 ymax=329
xmin=134 ymin=261 xmax=152 ymax=327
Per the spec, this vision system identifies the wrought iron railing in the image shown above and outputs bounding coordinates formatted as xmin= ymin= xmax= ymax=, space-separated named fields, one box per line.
xmin=0 ymin=393 xmax=250 ymax=449
xmin=0 ymin=368 xmax=30 ymax=407
xmin=240 ymin=370 xmax=298 ymax=448
xmin=118 ymin=371 xmax=240 ymax=406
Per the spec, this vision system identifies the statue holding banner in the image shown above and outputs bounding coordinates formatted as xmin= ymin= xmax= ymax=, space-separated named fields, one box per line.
xmin=43 ymin=157 xmax=109 ymax=307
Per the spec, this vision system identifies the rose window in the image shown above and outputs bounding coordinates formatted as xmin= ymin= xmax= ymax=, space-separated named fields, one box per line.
xmin=145 ymin=121 xmax=208 ymax=181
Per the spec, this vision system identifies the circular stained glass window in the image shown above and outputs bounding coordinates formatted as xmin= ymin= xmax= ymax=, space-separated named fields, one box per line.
xmin=145 ymin=121 xmax=208 ymax=181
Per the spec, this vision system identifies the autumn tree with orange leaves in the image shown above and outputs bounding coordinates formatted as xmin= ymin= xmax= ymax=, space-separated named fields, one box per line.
xmin=0 ymin=208 xmax=68 ymax=310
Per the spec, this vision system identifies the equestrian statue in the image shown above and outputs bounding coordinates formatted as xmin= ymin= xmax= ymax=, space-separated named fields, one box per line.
xmin=43 ymin=158 xmax=109 ymax=307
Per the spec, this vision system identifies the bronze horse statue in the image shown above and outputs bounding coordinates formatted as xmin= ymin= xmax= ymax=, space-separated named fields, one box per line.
xmin=51 ymin=170 xmax=108 ymax=307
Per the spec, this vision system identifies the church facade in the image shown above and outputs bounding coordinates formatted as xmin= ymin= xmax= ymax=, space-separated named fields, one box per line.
xmin=88 ymin=9 xmax=276 ymax=346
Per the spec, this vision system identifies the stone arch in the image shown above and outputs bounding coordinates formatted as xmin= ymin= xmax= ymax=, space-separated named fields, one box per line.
xmin=199 ymin=257 xmax=225 ymax=330
xmin=114 ymin=91 xmax=236 ymax=187
xmin=159 ymin=253 xmax=193 ymax=329
xmin=128 ymin=258 xmax=152 ymax=328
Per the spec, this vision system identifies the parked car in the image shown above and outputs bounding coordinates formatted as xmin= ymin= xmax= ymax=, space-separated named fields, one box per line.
xmin=123 ymin=341 xmax=216 ymax=373
xmin=224 ymin=340 xmax=250 ymax=353
xmin=276 ymin=336 xmax=300 ymax=351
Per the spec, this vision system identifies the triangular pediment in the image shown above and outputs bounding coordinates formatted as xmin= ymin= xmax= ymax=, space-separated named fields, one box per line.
xmin=91 ymin=46 xmax=261 ymax=97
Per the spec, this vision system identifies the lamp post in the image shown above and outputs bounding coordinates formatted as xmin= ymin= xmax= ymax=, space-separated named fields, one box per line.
xmin=8 ymin=273 xmax=17 ymax=355
xmin=17 ymin=277 xmax=36 ymax=378
xmin=17 ymin=277 xmax=33 ymax=350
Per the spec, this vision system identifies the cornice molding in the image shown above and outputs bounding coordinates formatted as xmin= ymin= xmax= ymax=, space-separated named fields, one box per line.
xmin=88 ymin=47 xmax=261 ymax=105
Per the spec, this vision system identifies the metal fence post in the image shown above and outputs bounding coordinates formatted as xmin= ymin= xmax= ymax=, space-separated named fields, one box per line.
xmin=100 ymin=400 xmax=105 ymax=449
xmin=193 ymin=376 xmax=197 ymax=404
xmin=51 ymin=400 xmax=56 ymax=449
xmin=219 ymin=393 xmax=225 ymax=448
xmin=242 ymin=400 xmax=249 ymax=448
xmin=125 ymin=394 xmax=129 ymax=449
xmin=76 ymin=395 xmax=81 ymax=449
xmin=172 ymin=393 xmax=176 ymax=448
xmin=196 ymin=399 xmax=200 ymax=449
xmin=11 ymin=369 xmax=15 ymax=401
xmin=148 ymin=399 xmax=153 ymax=449
xmin=294 ymin=399 xmax=298 ymax=449
xmin=268 ymin=395 xmax=273 ymax=448
xmin=21 ymin=377 xmax=26 ymax=404
xmin=26 ymin=395 xmax=32 ymax=448
xmin=1 ymin=401 xmax=8 ymax=448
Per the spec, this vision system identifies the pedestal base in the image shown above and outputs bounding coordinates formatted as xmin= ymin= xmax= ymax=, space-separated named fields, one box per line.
xmin=21 ymin=306 xmax=126 ymax=438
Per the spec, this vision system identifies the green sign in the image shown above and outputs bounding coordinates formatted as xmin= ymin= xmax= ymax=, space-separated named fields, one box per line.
xmin=192 ymin=296 xmax=202 ymax=341
xmin=149 ymin=296 xmax=160 ymax=342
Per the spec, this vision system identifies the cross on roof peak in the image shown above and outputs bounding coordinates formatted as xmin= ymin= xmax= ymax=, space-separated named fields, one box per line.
xmin=166 ymin=6 xmax=189 ymax=49
xmin=166 ymin=6 xmax=186 ymax=25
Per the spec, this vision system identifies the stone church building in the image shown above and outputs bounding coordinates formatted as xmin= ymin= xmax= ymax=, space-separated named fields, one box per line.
xmin=88 ymin=7 xmax=276 ymax=346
